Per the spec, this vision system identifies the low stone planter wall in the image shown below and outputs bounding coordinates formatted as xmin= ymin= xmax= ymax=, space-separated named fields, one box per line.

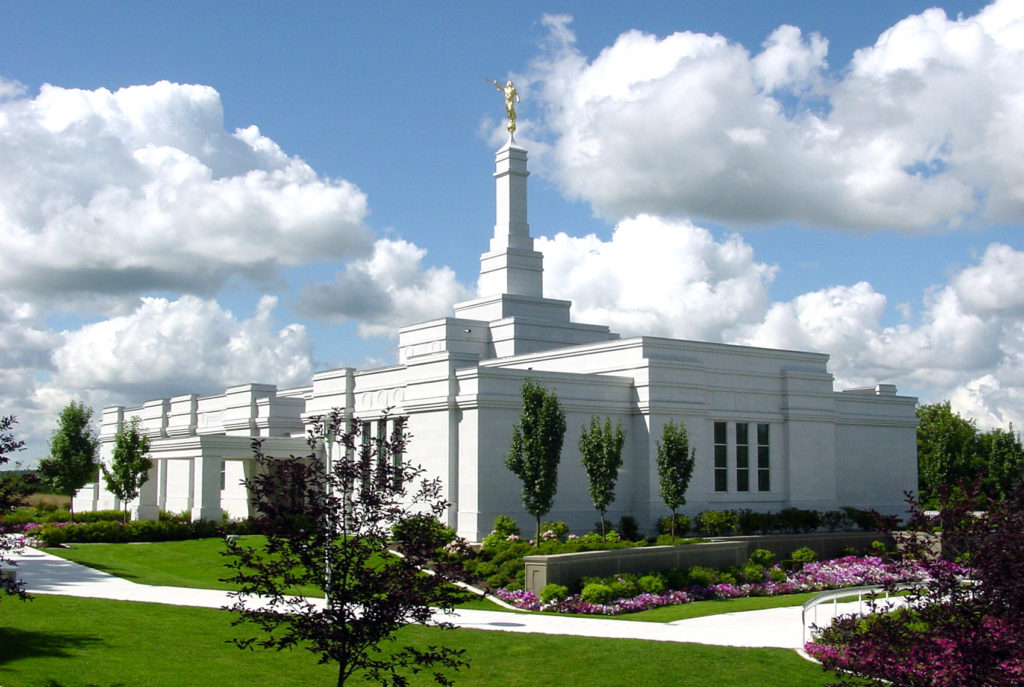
xmin=524 ymin=542 xmax=748 ymax=594
xmin=715 ymin=532 xmax=889 ymax=564
xmin=522 ymin=531 xmax=889 ymax=594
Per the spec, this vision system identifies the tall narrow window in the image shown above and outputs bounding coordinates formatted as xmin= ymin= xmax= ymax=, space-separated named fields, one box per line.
xmin=735 ymin=423 xmax=749 ymax=492
xmin=376 ymin=420 xmax=388 ymax=489
xmin=713 ymin=422 xmax=728 ymax=492
xmin=359 ymin=421 xmax=373 ymax=495
xmin=391 ymin=418 xmax=405 ymax=487
xmin=757 ymin=423 xmax=770 ymax=491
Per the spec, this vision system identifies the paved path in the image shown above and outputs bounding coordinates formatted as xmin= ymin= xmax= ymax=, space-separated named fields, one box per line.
xmin=6 ymin=547 xmax=857 ymax=650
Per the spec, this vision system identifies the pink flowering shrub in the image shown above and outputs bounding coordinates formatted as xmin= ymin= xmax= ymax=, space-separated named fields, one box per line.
xmin=806 ymin=483 xmax=1024 ymax=686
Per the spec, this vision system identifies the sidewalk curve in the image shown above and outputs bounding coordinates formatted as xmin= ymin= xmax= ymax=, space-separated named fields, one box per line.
xmin=8 ymin=547 xmax=850 ymax=650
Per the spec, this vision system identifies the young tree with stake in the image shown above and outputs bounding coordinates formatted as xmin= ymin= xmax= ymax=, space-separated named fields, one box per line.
xmin=657 ymin=420 xmax=695 ymax=543
xmin=579 ymin=416 xmax=625 ymax=541
xmin=505 ymin=379 xmax=566 ymax=546
xmin=102 ymin=416 xmax=153 ymax=524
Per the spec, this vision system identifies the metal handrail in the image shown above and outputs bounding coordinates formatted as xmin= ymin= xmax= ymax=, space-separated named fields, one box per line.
xmin=801 ymin=583 xmax=917 ymax=645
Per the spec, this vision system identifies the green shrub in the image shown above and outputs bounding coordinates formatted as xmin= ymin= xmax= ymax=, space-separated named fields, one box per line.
xmin=821 ymin=510 xmax=852 ymax=531
xmin=685 ymin=566 xmax=718 ymax=587
xmin=747 ymin=548 xmax=776 ymax=567
xmin=638 ymin=574 xmax=667 ymax=594
xmin=482 ymin=515 xmax=520 ymax=548
xmin=539 ymin=583 xmax=568 ymax=603
xmin=791 ymin=546 xmax=817 ymax=565
xmin=539 ymin=520 xmax=569 ymax=540
xmin=580 ymin=582 xmax=614 ymax=604
xmin=33 ymin=518 xmax=224 ymax=546
xmin=768 ymin=567 xmax=788 ymax=583
xmin=665 ymin=568 xmax=687 ymax=589
xmin=159 ymin=509 xmax=190 ymax=522
xmin=840 ymin=545 xmax=858 ymax=557
xmin=617 ymin=515 xmax=641 ymax=541
xmin=741 ymin=563 xmax=766 ymax=583
xmin=737 ymin=509 xmax=776 ymax=534
xmin=0 ymin=507 xmax=124 ymax=527
xmin=695 ymin=510 xmax=739 ymax=536
xmin=608 ymin=577 xmax=639 ymax=600
xmin=777 ymin=507 xmax=822 ymax=533
xmin=842 ymin=506 xmax=878 ymax=531
xmin=656 ymin=513 xmax=691 ymax=536
xmin=391 ymin=515 xmax=455 ymax=549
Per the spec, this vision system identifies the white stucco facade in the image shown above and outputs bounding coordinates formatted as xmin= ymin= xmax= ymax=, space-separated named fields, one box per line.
xmin=75 ymin=136 xmax=918 ymax=541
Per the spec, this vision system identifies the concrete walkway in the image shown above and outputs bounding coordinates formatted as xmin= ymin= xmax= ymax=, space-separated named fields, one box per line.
xmin=7 ymin=547 xmax=855 ymax=650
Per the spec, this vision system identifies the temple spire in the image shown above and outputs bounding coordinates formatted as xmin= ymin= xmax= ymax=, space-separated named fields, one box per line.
xmin=477 ymin=137 xmax=544 ymax=298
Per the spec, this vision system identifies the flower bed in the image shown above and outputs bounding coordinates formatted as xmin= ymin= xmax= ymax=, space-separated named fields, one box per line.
xmin=493 ymin=555 xmax=931 ymax=615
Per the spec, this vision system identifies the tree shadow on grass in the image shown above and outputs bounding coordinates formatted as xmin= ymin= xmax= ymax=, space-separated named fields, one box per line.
xmin=62 ymin=560 xmax=141 ymax=581
xmin=0 ymin=626 xmax=105 ymax=666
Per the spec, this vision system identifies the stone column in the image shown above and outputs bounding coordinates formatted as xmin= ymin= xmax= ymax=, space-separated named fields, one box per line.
xmin=190 ymin=453 xmax=223 ymax=522
xmin=134 ymin=461 xmax=161 ymax=521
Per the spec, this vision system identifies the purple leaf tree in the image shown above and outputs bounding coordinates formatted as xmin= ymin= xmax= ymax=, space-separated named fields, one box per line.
xmin=223 ymin=410 xmax=469 ymax=687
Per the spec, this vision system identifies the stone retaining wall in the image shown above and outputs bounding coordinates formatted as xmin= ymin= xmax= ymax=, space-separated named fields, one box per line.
xmin=523 ymin=531 xmax=889 ymax=594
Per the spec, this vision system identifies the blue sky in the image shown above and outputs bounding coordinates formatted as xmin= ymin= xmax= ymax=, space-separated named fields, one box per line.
xmin=2 ymin=1 xmax=1022 ymax=462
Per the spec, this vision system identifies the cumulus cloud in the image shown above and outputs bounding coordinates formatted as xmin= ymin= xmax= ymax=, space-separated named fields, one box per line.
xmin=528 ymin=2 xmax=1024 ymax=231
xmin=297 ymin=238 xmax=473 ymax=338
xmin=0 ymin=80 xmax=374 ymax=308
xmin=49 ymin=294 xmax=312 ymax=398
xmin=538 ymin=213 xmax=1024 ymax=430
xmin=729 ymin=242 xmax=1024 ymax=429
xmin=539 ymin=215 xmax=775 ymax=341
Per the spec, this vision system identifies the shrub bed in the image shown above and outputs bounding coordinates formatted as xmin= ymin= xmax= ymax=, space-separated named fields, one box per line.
xmin=460 ymin=517 xmax=680 ymax=590
xmin=26 ymin=518 xmax=254 ymax=545
xmin=0 ymin=508 xmax=125 ymax=530
xmin=494 ymin=555 xmax=931 ymax=615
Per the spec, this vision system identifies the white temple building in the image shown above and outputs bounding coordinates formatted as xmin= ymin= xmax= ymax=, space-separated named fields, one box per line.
xmin=75 ymin=136 xmax=919 ymax=541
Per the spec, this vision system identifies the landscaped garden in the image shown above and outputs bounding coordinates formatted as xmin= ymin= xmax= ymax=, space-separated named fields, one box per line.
xmin=0 ymin=595 xmax=833 ymax=687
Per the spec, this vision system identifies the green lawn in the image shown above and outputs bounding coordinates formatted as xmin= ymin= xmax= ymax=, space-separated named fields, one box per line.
xmin=52 ymin=538 xmax=241 ymax=591
xmin=0 ymin=595 xmax=833 ymax=687
xmin=48 ymin=539 xmax=815 ymax=620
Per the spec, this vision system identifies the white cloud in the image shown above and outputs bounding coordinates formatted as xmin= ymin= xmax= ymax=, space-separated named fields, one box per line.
xmin=753 ymin=25 xmax=828 ymax=94
xmin=297 ymin=238 xmax=473 ymax=338
xmin=48 ymin=294 xmax=312 ymax=399
xmin=528 ymin=2 xmax=1024 ymax=232
xmin=539 ymin=215 xmax=775 ymax=341
xmin=0 ymin=81 xmax=374 ymax=308
xmin=538 ymin=213 xmax=1024 ymax=431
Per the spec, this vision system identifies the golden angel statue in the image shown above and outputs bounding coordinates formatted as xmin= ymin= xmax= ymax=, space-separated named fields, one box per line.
xmin=486 ymin=78 xmax=520 ymax=132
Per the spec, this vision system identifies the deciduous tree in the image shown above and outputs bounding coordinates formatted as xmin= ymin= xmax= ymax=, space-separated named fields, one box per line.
xmin=978 ymin=425 xmax=1024 ymax=500
xmin=505 ymin=379 xmax=566 ymax=545
xmin=223 ymin=411 xmax=468 ymax=687
xmin=916 ymin=402 xmax=980 ymax=505
xmin=656 ymin=420 xmax=695 ymax=543
xmin=102 ymin=416 xmax=152 ymax=524
xmin=39 ymin=401 xmax=98 ymax=521
xmin=579 ymin=416 xmax=625 ymax=541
